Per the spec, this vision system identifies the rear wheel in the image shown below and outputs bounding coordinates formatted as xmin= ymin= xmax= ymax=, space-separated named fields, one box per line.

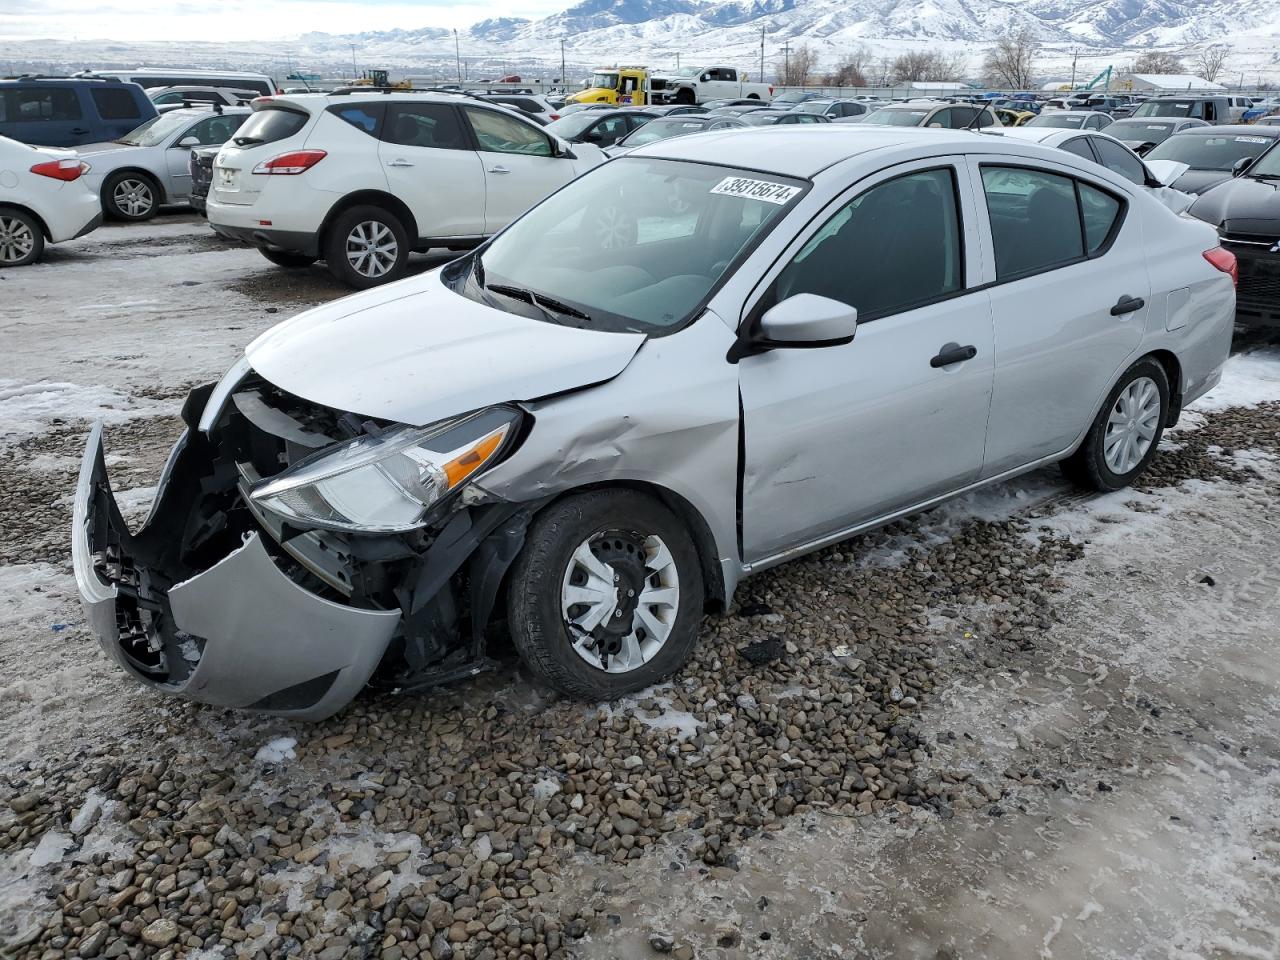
xmin=103 ymin=172 xmax=158 ymax=221
xmin=259 ymin=249 xmax=316 ymax=269
xmin=324 ymin=205 xmax=409 ymax=289
xmin=507 ymin=490 xmax=705 ymax=700
xmin=1061 ymin=357 xmax=1169 ymax=491
xmin=0 ymin=209 xmax=44 ymax=267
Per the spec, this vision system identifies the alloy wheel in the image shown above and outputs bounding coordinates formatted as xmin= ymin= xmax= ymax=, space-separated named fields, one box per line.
xmin=345 ymin=220 xmax=399 ymax=278
xmin=0 ymin=216 xmax=36 ymax=264
xmin=1103 ymin=375 xmax=1161 ymax=474
xmin=113 ymin=178 xmax=154 ymax=218
xmin=560 ymin=530 xmax=680 ymax=674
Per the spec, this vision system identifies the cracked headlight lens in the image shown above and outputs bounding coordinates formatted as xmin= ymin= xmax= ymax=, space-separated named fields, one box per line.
xmin=250 ymin=407 xmax=519 ymax=532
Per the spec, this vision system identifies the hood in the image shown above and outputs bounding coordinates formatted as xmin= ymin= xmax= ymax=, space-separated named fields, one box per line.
xmin=1172 ymin=168 xmax=1233 ymax=195
xmin=1188 ymin=175 xmax=1280 ymax=235
xmin=245 ymin=269 xmax=646 ymax=426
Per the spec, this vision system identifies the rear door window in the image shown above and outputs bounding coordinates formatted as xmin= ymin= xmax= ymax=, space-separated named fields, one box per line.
xmin=328 ymin=103 xmax=383 ymax=137
xmin=7 ymin=87 xmax=82 ymax=122
xmin=1090 ymin=136 xmax=1146 ymax=185
xmin=384 ymin=103 xmax=466 ymax=149
xmin=233 ymin=105 xmax=309 ymax=146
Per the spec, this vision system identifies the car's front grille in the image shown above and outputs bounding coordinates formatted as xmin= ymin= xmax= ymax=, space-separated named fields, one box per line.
xmin=1230 ymin=247 xmax=1280 ymax=314
xmin=650 ymin=79 xmax=667 ymax=90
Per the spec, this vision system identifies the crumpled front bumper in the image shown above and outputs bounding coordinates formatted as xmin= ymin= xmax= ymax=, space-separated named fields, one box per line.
xmin=72 ymin=423 xmax=401 ymax=721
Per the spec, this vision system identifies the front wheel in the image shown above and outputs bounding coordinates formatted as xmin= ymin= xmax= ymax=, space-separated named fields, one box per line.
xmin=103 ymin=172 xmax=158 ymax=221
xmin=675 ymin=88 xmax=696 ymax=105
xmin=324 ymin=205 xmax=409 ymax=289
xmin=507 ymin=490 xmax=705 ymax=700
xmin=0 ymin=209 xmax=44 ymax=267
xmin=1061 ymin=357 xmax=1169 ymax=491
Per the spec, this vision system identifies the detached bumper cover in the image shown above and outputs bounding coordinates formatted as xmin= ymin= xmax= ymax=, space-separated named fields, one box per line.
xmin=72 ymin=423 xmax=400 ymax=720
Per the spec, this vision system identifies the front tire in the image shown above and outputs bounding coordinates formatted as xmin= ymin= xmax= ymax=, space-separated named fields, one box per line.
xmin=259 ymin=249 xmax=316 ymax=269
xmin=1061 ymin=357 xmax=1169 ymax=491
xmin=323 ymin=205 xmax=409 ymax=289
xmin=507 ymin=490 xmax=705 ymax=700
xmin=675 ymin=88 xmax=696 ymax=105
xmin=0 ymin=209 xmax=44 ymax=267
xmin=102 ymin=172 xmax=158 ymax=221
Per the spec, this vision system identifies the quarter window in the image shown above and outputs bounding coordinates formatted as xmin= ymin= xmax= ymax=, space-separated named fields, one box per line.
xmin=385 ymin=103 xmax=466 ymax=149
xmin=1079 ymin=183 xmax=1121 ymax=253
xmin=90 ymin=87 xmax=142 ymax=120
xmin=463 ymin=107 xmax=552 ymax=156
xmin=774 ymin=167 xmax=963 ymax=320
xmin=1059 ymin=137 xmax=1096 ymax=162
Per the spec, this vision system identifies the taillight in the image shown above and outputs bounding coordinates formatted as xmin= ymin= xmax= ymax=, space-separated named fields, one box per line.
xmin=30 ymin=158 xmax=89 ymax=181
xmin=252 ymin=150 xmax=327 ymax=175
xmin=1203 ymin=246 xmax=1237 ymax=287
xmin=549 ymin=113 xmax=560 ymax=120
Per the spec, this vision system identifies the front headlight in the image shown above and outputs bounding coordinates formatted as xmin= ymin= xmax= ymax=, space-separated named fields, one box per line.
xmin=250 ymin=407 xmax=519 ymax=533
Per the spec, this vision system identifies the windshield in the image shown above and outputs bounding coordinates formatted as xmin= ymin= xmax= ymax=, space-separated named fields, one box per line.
xmin=794 ymin=101 xmax=831 ymax=114
xmin=864 ymin=108 xmax=929 ymax=126
xmin=1109 ymin=120 xmax=1177 ymax=144
xmin=676 ymin=67 xmax=700 ymax=77
xmin=1246 ymin=141 xmax=1280 ymax=177
xmin=545 ymin=113 xmax=602 ymax=139
xmin=620 ymin=118 xmax=705 ymax=146
xmin=1028 ymin=112 xmax=1087 ymax=128
xmin=590 ymin=72 xmax=619 ymax=90
xmin=116 ymin=111 xmax=197 ymax=146
xmin=1145 ymin=133 xmax=1276 ymax=171
xmin=454 ymin=158 xmax=805 ymax=334
xmin=1134 ymin=100 xmax=1196 ymax=118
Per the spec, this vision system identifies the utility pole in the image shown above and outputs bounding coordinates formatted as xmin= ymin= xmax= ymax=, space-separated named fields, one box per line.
xmin=560 ymin=39 xmax=565 ymax=85
xmin=454 ymin=29 xmax=462 ymax=83
xmin=349 ymin=43 xmax=358 ymax=79
xmin=760 ymin=26 xmax=765 ymax=81
xmin=1070 ymin=48 xmax=1079 ymax=89
xmin=783 ymin=41 xmax=791 ymax=86
xmin=676 ymin=53 xmax=680 ymax=71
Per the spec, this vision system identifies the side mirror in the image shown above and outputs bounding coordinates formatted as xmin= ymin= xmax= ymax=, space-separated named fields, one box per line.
xmin=1232 ymin=156 xmax=1253 ymax=177
xmin=176 ymin=136 xmax=200 ymax=148
xmin=728 ymin=294 xmax=858 ymax=361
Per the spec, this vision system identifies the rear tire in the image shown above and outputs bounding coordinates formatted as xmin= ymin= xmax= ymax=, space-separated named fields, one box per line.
xmin=507 ymin=490 xmax=705 ymax=700
xmin=259 ymin=249 xmax=316 ymax=269
xmin=0 ymin=208 xmax=44 ymax=267
xmin=1061 ymin=356 xmax=1169 ymax=492
xmin=323 ymin=205 xmax=409 ymax=289
xmin=102 ymin=171 xmax=158 ymax=221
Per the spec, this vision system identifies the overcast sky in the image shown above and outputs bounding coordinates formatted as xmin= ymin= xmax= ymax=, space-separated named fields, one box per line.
xmin=0 ymin=0 xmax=568 ymax=43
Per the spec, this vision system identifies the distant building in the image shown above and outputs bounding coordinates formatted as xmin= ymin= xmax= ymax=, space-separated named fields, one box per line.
xmin=1126 ymin=74 xmax=1227 ymax=93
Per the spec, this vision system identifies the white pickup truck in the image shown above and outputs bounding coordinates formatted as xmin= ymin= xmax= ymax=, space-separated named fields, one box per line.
xmin=649 ymin=66 xmax=774 ymax=105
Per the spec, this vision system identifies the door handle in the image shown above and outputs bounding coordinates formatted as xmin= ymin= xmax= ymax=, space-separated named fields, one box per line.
xmin=1110 ymin=295 xmax=1145 ymax=316
xmin=70 ymin=127 xmax=89 ymax=135
xmin=386 ymin=159 xmax=414 ymax=168
xmin=487 ymin=165 xmax=511 ymax=174
xmin=931 ymin=343 xmax=978 ymax=368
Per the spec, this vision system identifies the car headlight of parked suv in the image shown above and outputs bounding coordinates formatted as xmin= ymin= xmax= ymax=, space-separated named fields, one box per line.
xmin=251 ymin=407 xmax=520 ymax=533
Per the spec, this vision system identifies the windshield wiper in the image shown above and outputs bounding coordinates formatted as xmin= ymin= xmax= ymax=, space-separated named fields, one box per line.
xmin=1250 ymin=172 xmax=1280 ymax=180
xmin=487 ymin=283 xmax=593 ymax=323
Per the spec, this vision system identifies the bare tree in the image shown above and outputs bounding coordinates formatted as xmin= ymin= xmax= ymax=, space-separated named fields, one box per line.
xmin=983 ymin=29 xmax=1039 ymax=89
xmin=1195 ymin=44 xmax=1230 ymax=82
xmin=824 ymin=44 xmax=871 ymax=87
xmin=776 ymin=42 xmax=818 ymax=86
xmin=890 ymin=50 xmax=968 ymax=83
xmin=1130 ymin=50 xmax=1186 ymax=75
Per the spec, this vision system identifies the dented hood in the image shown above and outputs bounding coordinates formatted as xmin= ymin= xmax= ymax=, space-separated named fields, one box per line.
xmin=245 ymin=269 xmax=647 ymax=426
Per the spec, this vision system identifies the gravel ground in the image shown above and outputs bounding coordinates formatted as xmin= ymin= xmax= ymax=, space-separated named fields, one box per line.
xmin=1 ymin=215 xmax=1279 ymax=960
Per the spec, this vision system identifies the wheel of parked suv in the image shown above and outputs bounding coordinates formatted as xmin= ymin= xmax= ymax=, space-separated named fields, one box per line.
xmin=324 ymin=205 xmax=409 ymax=289
xmin=102 ymin=171 xmax=158 ymax=221
xmin=0 ymin=208 xmax=44 ymax=267
xmin=1061 ymin=356 xmax=1169 ymax=492
xmin=675 ymin=88 xmax=696 ymax=105
xmin=507 ymin=489 xmax=705 ymax=700
xmin=259 ymin=249 xmax=317 ymax=269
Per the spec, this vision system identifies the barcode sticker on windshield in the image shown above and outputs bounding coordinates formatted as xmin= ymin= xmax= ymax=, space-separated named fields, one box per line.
xmin=1235 ymin=136 xmax=1269 ymax=144
xmin=711 ymin=176 xmax=802 ymax=205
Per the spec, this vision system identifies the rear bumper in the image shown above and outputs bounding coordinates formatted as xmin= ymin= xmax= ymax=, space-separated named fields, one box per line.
xmin=209 ymin=221 xmax=320 ymax=258
xmin=72 ymin=423 xmax=400 ymax=720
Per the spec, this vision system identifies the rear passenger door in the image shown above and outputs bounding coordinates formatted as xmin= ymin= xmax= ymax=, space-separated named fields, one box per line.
xmin=972 ymin=160 xmax=1149 ymax=476
xmin=89 ymin=87 xmax=147 ymax=141
xmin=380 ymin=102 xmax=487 ymax=240
xmin=1 ymin=86 xmax=87 ymax=146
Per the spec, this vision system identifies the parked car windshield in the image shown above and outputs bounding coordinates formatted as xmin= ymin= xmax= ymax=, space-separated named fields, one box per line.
xmin=1108 ymin=119 xmax=1179 ymax=144
xmin=456 ymin=158 xmax=805 ymax=335
xmin=115 ymin=111 xmax=197 ymax=146
xmin=1145 ymin=133 xmax=1276 ymax=170
xmin=794 ymin=101 xmax=833 ymax=114
xmin=1134 ymin=100 xmax=1198 ymax=118
xmin=545 ymin=112 xmax=603 ymax=140
xmin=1028 ymin=112 xmax=1089 ymax=128
xmin=863 ymin=108 xmax=929 ymax=126
xmin=619 ymin=117 xmax=707 ymax=147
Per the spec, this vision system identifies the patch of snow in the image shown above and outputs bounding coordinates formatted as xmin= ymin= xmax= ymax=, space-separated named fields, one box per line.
xmin=1190 ymin=347 xmax=1280 ymax=412
xmin=0 ymin=379 xmax=171 ymax=451
xmin=29 ymin=830 xmax=72 ymax=867
xmin=253 ymin=737 xmax=297 ymax=764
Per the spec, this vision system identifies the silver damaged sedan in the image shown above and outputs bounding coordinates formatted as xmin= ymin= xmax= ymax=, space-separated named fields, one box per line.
xmin=72 ymin=127 xmax=1236 ymax=720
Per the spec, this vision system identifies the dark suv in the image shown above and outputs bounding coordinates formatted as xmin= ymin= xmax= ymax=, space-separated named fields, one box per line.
xmin=0 ymin=76 xmax=157 ymax=147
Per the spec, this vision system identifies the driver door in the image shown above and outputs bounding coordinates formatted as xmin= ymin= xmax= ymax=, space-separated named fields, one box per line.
xmin=738 ymin=159 xmax=995 ymax=562
xmin=461 ymin=106 xmax=578 ymax=232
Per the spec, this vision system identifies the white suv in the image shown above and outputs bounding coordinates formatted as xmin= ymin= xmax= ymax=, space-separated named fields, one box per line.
xmin=206 ymin=91 xmax=605 ymax=287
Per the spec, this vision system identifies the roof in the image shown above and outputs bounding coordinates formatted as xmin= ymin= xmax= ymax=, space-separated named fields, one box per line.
xmin=632 ymin=126 xmax=994 ymax=178
xmin=1131 ymin=74 xmax=1226 ymax=91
